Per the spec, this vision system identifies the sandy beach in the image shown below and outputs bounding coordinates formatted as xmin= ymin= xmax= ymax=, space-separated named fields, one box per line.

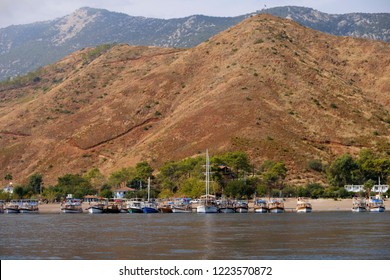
xmin=34 ymin=198 xmax=390 ymax=214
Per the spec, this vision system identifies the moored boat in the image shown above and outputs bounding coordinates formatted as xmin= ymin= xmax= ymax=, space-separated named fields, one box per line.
xmin=19 ymin=199 xmax=39 ymax=213
xmin=127 ymin=198 xmax=144 ymax=213
xmin=171 ymin=204 xmax=192 ymax=213
xmin=5 ymin=200 xmax=21 ymax=214
xmin=253 ymin=199 xmax=268 ymax=213
xmin=141 ymin=178 xmax=159 ymax=213
xmin=61 ymin=197 xmax=83 ymax=213
xmin=196 ymin=150 xmax=218 ymax=214
xmin=234 ymin=200 xmax=249 ymax=213
xmin=218 ymin=199 xmax=235 ymax=213
xmin=351 ymin=197 xmax=367 ymax=212
xmin=267 ymin=199 xmax=284 ymax=213
xmin=158 ymin=203 xmax=173 ymax=213
xmin=296 ymin=197 xmax=312 ymax=213
xmin=367 ymin=196 xmax=385 ymax=212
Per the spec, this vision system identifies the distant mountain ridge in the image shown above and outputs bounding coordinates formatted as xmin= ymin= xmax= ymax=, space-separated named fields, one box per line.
xmin=0 ymin=6 xmax=389 ymax=81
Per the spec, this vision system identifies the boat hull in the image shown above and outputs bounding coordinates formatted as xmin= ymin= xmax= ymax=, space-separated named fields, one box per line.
xmin=352 ymin=207 xmax=367 ymax=213
xmin=19 ymin=209 xmax=39 ymax=214
xmin=88 ymin=206 xmax=104 ymax=214
xmin=128 ymin=208 xmax=143 ymax=213
xmin=254 ymin=207 xmax=268 ymax=213
xmin=269 ymin=207 xmax=284 ymax=213
xmin=369 ymin=206 xmax=385 ymax=212
xmin=5 ymin=208 xmax=20 ymax=214
xmin=218 ymin=207 xmax=235 ymax=213
xmin=142 ymin=207 xmax=159 ymax=214
xmin=296 ymin=207 xmax=312 ymax=213
xmin=197 ymin=205 xmax=218 ymax=213
xmin=172 ymin=207 xmax=192 ymax=213
xmin=235 ymin=207 xmax=249 ymax=213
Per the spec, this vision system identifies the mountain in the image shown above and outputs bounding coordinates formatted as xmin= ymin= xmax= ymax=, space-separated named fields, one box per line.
xmin=0 ymin=7 xmax=245 ymax=81
xmin=1 ymin=14 xmax=389 ymax=185
xmin=260 ymin=6 xmax=390 ymax=42
xmin=1 ymin=6 xmax=389 ymax=81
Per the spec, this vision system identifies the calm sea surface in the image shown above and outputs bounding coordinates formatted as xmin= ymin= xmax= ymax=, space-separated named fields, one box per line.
xmin=1 ymin=212 xmax=389 ymax=260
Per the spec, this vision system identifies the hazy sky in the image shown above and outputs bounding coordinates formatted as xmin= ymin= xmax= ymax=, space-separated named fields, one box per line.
xmin=1 ymin=0 xmax=389 ymax=28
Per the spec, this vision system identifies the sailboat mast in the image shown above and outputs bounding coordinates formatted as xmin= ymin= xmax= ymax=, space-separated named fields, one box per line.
xmin=206 ymin=149 xmax=210 ymax=204
xmin=147 ymin=177 xmax=150 ymax=202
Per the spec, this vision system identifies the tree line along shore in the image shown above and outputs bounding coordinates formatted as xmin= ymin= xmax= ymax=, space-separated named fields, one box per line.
xmin=1 ymin=149 xmax=389 ymax=202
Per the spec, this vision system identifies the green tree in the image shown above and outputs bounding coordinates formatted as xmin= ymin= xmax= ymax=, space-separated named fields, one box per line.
xmin=42 ymin=186 xmax=60 ymax=202
xmin=56 ymin=174 xmax=94 ymax=198
xmin=327 ymin=154 xmax=359 ymax=187
xmin=4 ymin=173 xmax=12 ymax=182
xmin=84 ymin=168 xmax=106 ymax=191
xmin=135 ymin=161 xmax=154 ymax=181
xmin=28 ymin=173 xmax=43 ymax=194
xmin=212 ymin=151 xmax=251 ymax=178
xmin=261 ymin=161 xmax=287 ymax=196
xmin=108 ymin=167 xmax=136 ymax=187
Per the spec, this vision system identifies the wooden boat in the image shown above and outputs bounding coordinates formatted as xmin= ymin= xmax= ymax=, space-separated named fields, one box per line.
xmin=61 ymin=197 xmax=83 ymax=213
xmin=351 ymin=197 xmax=367 ymax=212
xmin=367 ymin=196 xmax=385 ymax=212
xmin=253 ymin=199 xmax=268 ymax=213
xmin=296 ymin=197 xmax=312 ymax=213
xmin=86 ymin=198 xmax=107 ymax=214
xmin=234 ymin=200 xmax=249 ymax=213
xmin=19 ymin=199 xmax=39 ymax=213
xmin=267 ymin=199 xmax=285 ymax=213
xmin=158 ymin=203 xmax=173 ymax=213
xmin=5 ymin=200 xmax=21 ymax=214
xmin=197 ymin=150 xmax=218 ymax=214
xmin=104 ymin=202 xmax=121 ymax=213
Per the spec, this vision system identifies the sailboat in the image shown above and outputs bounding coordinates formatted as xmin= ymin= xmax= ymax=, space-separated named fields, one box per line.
xmin=142 ymin=177 xmax=159 ymax=213
xmin=197 ymin=150 xmax=218 ymax=213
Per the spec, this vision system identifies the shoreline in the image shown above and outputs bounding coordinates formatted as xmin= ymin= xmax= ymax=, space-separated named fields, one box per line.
xmin=29 ymin=198 xmax=390 ymax=214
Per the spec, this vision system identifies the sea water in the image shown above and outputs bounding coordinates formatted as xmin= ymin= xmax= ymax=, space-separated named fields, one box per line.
xmin=1 ymin=212 xmax=389 ymax=259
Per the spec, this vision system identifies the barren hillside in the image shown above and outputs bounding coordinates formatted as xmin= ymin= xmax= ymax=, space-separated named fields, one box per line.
xmin=1 ymin=14 xmax=389 ymax=185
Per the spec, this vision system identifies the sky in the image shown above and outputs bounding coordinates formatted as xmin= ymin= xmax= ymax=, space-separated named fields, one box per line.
xmin=0 ymin=0 xmax=389 ymax=28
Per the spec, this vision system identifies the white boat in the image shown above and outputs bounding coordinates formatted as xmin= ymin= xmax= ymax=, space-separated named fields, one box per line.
xmin=61 ymin=197 xmax=83 ymax=213
xmin=296 ymin=197 xmax=312 ymax=213
xmin=267 ymin=199 xmax=285 ymax=213
xmin=4 ymin=200 xmax=20 ymax=214
xmin=351 ymin=197 xmax=367 ymax=212
xmin=197 ymin=150 xmax=218 ymax=214
xmin=19 ymin=199 xmax=39 ymax=213
xmin=87 ymin=199 xmax=107 ymax=214
xmin=127 ymin=198 xmax=144 ymax=213
xmin=171 ymin=204 xmax=192 ymax=213
xmin=367 ymin=196 xmax=385 ymax=212
xmin=171 ymin=198 xmax=192 ymax=213
xmin=253 ymin=199 xmax=268 ymax=213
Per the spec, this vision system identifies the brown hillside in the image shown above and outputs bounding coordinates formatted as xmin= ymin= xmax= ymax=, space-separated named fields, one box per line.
xmin=0 ymin=14 xmax=389 ymax=185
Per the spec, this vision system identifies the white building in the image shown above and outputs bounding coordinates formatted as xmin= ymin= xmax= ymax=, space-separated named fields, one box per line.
xmin=113 ymin=187 xmax=135 ymax=199
xmin=344 ymin=185 xmax=365 ymax=193
xmin=344 ymin=184 xmax=388 ymax=193
xmin=372 ymin=184 xmax=389 ymax=193
xmin=2 ymin=183 xmax=14 ymax=194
